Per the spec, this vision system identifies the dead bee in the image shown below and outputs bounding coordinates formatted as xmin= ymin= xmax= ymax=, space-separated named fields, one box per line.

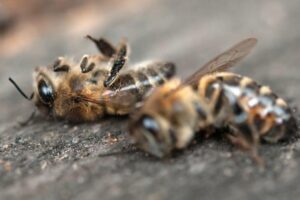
xmin=129 ymin=38 xmax=297 ymax=163
xmin=9 ymin=36 xmax=176 ymax=122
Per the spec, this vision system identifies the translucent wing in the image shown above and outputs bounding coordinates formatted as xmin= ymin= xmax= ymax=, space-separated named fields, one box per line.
xmin=183 ymin=38 xmax=257 ymax=88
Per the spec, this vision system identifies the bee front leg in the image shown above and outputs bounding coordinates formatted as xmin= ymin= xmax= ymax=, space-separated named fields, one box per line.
xmin=80 ymin=55 xmax=96 ymax=73
xmin=52 ymin=57 xmax=70 ymax=72
xmin=86 ymin=35 xmax=116 ymax=58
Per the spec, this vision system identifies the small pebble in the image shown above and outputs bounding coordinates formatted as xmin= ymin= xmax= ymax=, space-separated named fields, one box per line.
xmin=72 ymin=137 xmax=79 ymax=144
xmin=41 ymin=161 xmax=47 ymax=170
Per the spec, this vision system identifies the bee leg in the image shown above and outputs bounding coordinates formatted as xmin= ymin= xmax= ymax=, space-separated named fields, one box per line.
xmin=227 ymin=133 xmax=251 ymax=150
xmin=204 ymin=82 xmax=224 ymax=125
xmin=227 ymin=126 xmax=264 ymax=166
xmin=80 ymin=55 xmax=95 ymax=73
xmin=103 ymin=41 xmax=128 ymax=87
xmin=17 ymin=110 xmax=36 ymax=127
xmin=86 ymin=35 xmax=116 ymax=58
xmin=52 ymin=57 xmax=70 ymax=72
xmin=210 ymin=85 xmax=223 ymax=116
xmin=248 ymin=124 xmax=265 ymax=166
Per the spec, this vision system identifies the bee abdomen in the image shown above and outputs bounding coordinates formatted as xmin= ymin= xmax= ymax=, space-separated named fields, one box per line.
xmin=105 ymin=62 xmax=176 ymax=114
xmin=108 ymin=63 xmax=176 ymax=97
xmin=201 ymin=72 xmax=294 ymax=142
xmin=132 ymin=62 xmax=176 ymax=97
xmin=222 ymin=73 xmax=293 ymax=141
xmin=142 ymin=62 xmax=175 ymax=84
xmin=108 ymin=73 xmax=139 ymax=97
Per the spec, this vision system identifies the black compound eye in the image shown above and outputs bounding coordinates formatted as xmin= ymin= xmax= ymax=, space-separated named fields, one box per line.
xmin=38 ymin=79 xmax=54 ymax=104
xmin=140 ymin=115 xmax=160 ymax=136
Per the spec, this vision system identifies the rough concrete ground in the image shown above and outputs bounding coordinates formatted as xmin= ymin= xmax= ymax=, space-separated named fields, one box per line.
xmin=1 ymin=0 xmax=300 ymax=199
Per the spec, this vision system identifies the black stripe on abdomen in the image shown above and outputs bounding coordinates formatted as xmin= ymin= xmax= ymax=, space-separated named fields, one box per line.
xmin=158 ymin=62 xmax=176 ymax=79
xmin=146 ymin=68 xmax=165 ymax=85
xmin=135 ymin=71 xmax=153 ymax=95
xmin=108 ymin=73 xmax=140 ymax=99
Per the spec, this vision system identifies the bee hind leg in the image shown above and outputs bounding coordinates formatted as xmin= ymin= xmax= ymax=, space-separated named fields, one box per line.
xmin=249 ymin=125 xmax=265 ymax=167
xmin=103 ymin=41 xmax=128 ymax=87
xmin=86 ymin=35 xmax=116 ymax=58
xmin=227 ymin=133 xmax=251 ymax=150
xmin=226 ymin=126 xmax=265 ymax=167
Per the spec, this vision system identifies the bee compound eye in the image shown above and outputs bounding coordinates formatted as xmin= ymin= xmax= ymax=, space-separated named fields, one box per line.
xmin=38 ymin=79 xmax=54 ymax=104
xmin=140 ymin=115 xmax=160 ymax=137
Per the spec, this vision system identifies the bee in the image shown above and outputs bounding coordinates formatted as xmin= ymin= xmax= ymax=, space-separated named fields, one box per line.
xmin=9 ymin=35 xmax=176 ymax=122
xmin=129 ymin=38 xmax=297 ymax=163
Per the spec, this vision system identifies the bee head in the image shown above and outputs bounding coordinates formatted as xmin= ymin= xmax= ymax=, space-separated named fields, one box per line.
xmin=129 ymin=113 xmax=176 ymax=158
xmin=128 ymin=78 xmax=205 ymax=157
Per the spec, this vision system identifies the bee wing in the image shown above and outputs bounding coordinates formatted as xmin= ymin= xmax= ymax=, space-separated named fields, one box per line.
xmin=183 ymin=38 xmax=257 ymax=87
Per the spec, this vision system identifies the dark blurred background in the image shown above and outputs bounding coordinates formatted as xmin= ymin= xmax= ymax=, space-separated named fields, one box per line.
xmin=1 ymin=1 xmax=300 ymax=200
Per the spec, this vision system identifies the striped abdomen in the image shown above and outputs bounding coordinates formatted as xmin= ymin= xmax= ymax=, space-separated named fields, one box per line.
xmin=198 ymin=72 xmax=295 ymax=143
xmin=104 ymin=62 xmax=176 ymax=114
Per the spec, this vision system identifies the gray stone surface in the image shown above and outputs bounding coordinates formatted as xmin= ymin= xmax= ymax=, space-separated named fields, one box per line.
xmin=1 ymin=0 xmax=300 ymax=199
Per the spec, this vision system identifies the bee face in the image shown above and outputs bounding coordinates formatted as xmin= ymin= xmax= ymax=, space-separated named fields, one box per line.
xmin=129 ymin=79 xmax=201 ymax=157
xmin=128 ymin=81 xmax=179 ymax=157
xmin=129 ymin=113 xmax=174 ymax=157
xmin=33 ymin=63 xmax=104 ymax=121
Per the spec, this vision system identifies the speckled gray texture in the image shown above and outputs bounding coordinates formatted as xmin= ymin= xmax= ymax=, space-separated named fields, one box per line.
xmin=1 ymin=1 xmax=300 ymax=200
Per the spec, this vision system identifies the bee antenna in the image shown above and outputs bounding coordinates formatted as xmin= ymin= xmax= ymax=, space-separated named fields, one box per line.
xmin=8 ymin=77 xmax=34 ymax=101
